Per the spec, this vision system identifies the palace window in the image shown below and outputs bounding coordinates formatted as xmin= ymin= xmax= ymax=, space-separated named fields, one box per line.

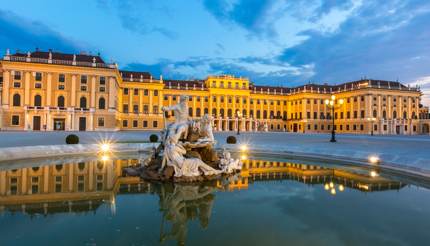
xmin=34 ymin=95 xmax=42 ymax=107
xmin=197 ymin=96 xmax=201 ymax=102
xmin=153 ymin=121 xmax=158 ymax=128
xmin=13 ymin=94 xmax=21 ymax=106
xmin=80 ymin=97 xmax=87 ymax=109
xmin=11 ymin=115 xmax=19 ymax=125
xmin=98 ymin=97 xmax=105 ymax=109
xmin=35 ymin=72 xmax=42 ymax=81
xmin=196 ymin=108 xmax=201 ymax=117
xmin=123 ymin=120 xmax=128 ymax=127
xmin=354 ymin=111 xmax=358 ymax=119
xmin=97 ymin=117 xmax=105 ymax=127
xmin=81 ymin=75 xmax=87 ymax=84
xmin=99 ymin=86 xmax=105 ymax=92
xmin=143 ymin=121 xmax=148 ymax=127
xmin=13 ymin=71 xmax=21 ymax=80
xmin=58 ymin=84 xmax=65 ymax=90
xmin=100 ymin=76 xmax=106 ymax=85
xmin=154 ymin=90 xmax=158 ymax=96
xmin=134 ymin=89 xmax=139 ymax=95
xmin=373 ymin=110 xmax=377 ymax=117
xmin=153 ymin=105 xmax=159 ymax=114
xmin=14 ymin=82 xmax=21 ymax=88
xmin=133 ymin=120 xmax=138 ymax=128
xmin=360 ymin=110 xmax=365 ymax=118
xmin=393 ymin=111 xmax=397 ymax=119
xmin=143 ymin=89 xmax=148 ymax=96
xmin=35 ymin=83 xmax=42 ymax=89
xmin=59 ymin=74 xmax=65 ymax=83
xmin=204 ymin=97 xmax=208 ymax=102
xmin=134 ymin=105 xmax=139 ymax=113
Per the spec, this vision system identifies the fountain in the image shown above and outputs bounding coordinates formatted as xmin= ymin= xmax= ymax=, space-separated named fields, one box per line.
xmin=124 ymin=95 xmax=242 ymax=182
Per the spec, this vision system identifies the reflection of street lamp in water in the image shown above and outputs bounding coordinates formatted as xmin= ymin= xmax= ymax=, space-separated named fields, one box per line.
xmin=325 ymin=95 xmax=344 ymax=142
xmin=236 ymin=110 xmax=242 ymax=135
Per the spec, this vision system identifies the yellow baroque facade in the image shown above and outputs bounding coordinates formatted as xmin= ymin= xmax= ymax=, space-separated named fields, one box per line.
xmin=1 ymin=50 xmax=429 ymax=135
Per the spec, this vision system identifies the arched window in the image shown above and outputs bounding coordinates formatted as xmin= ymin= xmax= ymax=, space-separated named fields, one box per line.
xmin=80 ymin=97 xmax=87 ymax=109
xmin=13 ymin=94 xmax=21 ymax=107
xmin=196 ymin=108 xmax=201 ymax=117
xmin=34 ymin=95 xmax=42 ymax=107
xmin=283 ymin=111 xmax=287 ymax=120
xmin=98 ymin=97 xmax=105 ymax=109
xmin=256 ymin=110 xmax=261 ymax=119
xmin=403 ymin=111 xmax=407 ymax=119
xmin=227 ymin=109 xmax=232 ymax=118
xmin=373 ymin=110 xmax=377 ymax=118
xmin=204 ymin=108 xmax=208 ymax=115
xmin=242 ymin=109 xmax=246 ymax=117
xmin=188 ymin=108 xmax=193 ymax=117
xmin=393 ymin=111 xmax=397 ymax=119
xmin=412 ymin=112 xmax=416 ymax=119
xmin=250 ymin=110 xmax=254 ymax=118
xmin=277 ymin=111 xmax=281 ymax=119
xmin=220 ymin=108 xmax=225 ymax=117
xmin=382 ymin=110 xmax=387 ymax=119
xmin=58 ymin=96 xmax=65 ymax=107
xmin=212 ymin=108 xmax=217 ymax=117
xmin=263 ymin=110 xmax=268 ymax=119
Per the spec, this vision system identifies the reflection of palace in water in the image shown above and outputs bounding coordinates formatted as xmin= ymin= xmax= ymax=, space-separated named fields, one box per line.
xmin=0 ymin=158 xmax=406 ymax=245
xmin=0 ymin=158 xmax=404 ymax=215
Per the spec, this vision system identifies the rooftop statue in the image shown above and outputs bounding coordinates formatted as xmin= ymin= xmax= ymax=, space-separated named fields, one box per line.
xmin=124 ymin=95 xmax=242 ymax=182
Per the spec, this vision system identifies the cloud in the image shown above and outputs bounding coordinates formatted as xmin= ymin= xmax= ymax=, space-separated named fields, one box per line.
xmin=408 ymin=76 xmax=430 ymax=106
xmin=123 ymin=56 xmax=315 ymax=85
xmin=0 ymin=9 xmax=81 ymax=54
xmin=279 ymin=1 xmax=430 ymax=84
xmin=96 ymin=0 xmax=178 ymax=39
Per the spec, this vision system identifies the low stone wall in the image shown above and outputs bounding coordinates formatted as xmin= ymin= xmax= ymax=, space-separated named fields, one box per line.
xmin=0 ymin=143 xmax=154 ymax=162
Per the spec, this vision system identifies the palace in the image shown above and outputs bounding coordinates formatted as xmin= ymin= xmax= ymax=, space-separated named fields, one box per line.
xmin=0 ymin=49 xmax=429 ymax=134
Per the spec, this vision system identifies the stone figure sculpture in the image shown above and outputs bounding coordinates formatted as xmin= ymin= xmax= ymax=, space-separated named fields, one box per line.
xmin=124 ymin=94 xmax=242 ymax=182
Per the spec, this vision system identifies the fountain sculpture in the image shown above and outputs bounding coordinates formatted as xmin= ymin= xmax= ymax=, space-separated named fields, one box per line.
xmin=124 ymin=95 xmax=242 ymax=182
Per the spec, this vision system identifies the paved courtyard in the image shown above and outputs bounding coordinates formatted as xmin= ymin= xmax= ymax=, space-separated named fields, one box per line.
xmin=0 ymin=131 xmax=429 ymax=170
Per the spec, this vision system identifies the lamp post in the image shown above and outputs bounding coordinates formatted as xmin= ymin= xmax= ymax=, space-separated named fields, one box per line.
xmin=367 ymin=117 xmax=376 ymax=136
xmin=236 ymin=110 xmax=242 ymax=135
xmin=325 ymin=95 xmax=344 ymax=142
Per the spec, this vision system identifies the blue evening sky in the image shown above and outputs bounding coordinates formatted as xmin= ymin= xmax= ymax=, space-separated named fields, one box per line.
xmin=1 ymin=0 xmax=430 ymax=103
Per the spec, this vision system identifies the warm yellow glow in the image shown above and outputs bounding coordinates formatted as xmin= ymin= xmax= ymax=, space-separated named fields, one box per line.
xmin=329 ymin=100 xmax=334 ymax=106
xmin=101 ymin=155 xmax=110 ymax=161
xmin=338 ymin=99 xmax=344 ymax=105
xmin=368 ymin=155 xmax=380 ymax=164
xmin=241 ymin=154 xmax=247 ymax=160
xmin=100 ymin=143 xmax=110 ymax=152
xmin=331 ymin=95 xmax=336 ymax=100
xmin=329 ymin=182 xmax=334 ymax=188
xmin=331 ymin=188 xmax=336 ymax=195
xmin=325 ymin=99 xmax=330 ymax=105
xmin=370 ymin=170 xmax=378 ymax=178
xmin=240 ymin=144 xmax=248 ymax=152
xmin=324 ymin=184 xmax=329 ymax=190
xmin=339 ymin=184 xmax=344 ymax=191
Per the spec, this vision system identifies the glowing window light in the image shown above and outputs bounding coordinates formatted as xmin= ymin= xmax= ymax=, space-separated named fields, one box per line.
xmin=101 ymin=155 xmax=110 ymax=162
xmin=331 ymin=188 xmax=336 ymax=195
xmin=370 ymin=170 xmax=378 ymax=178
xmin=329 ymin=182 xmax=334 ymax=188
xmin=324 ymin=184 xmax=330 ymax=190
xmin=339 ymin=184 xmax=344 ymax=192
xmin=240 ymin=144 xmax=248 ymax=152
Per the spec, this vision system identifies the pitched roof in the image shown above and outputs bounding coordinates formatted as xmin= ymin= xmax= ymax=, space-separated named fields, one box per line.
xmin=120 ymin=70 xmax=152 ymax=81
xmin=13 ymin=51 xmax=105 ymax=63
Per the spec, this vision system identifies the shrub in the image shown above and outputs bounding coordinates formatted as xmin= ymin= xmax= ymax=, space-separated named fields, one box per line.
xmin=226 ymin=135 xmax=237 ymax=144
xmin=65 ymin=134 xmax=79 ymax=144
xmin=149 ymin=134 xmax=159 ymax=143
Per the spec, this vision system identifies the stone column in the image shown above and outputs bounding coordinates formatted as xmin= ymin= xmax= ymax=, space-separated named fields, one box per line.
xmin=108 ymin=77 xmax=116 ymax=110
xmin=192 ymin=96 xmax=196 ymax=117
xmin=90 ymin=76 xmax=96 ymax=108
xmin=46 ymin=73 xmax=52 ymax=106
xmin=2 ymin=70 xmax=10 ymax=106
xmin=0 ymin=171 xmax=6 ymax=195
xmin=149 ymin=90 xmax=153 ymax=114
xmin=24 ymin=72 xmax=31 ymax=106
xmin=71 ymin=75 xmax=77 ymax=107
xmin=209 ymin=95 xmax=213 ymax=117
xmin=139 ymin=89 xmax=144 ymax=113
xmin=216 ymin=95 xmax=220 ymax=116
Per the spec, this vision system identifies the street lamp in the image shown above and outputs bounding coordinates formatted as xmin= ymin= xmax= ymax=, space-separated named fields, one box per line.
xmin=325 ymin=95 xmax=344 ymax=142
xmin=236 ymin=110 xmax=242 ymax=135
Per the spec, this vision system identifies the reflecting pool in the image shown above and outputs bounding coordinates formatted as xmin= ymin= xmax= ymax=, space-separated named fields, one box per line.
xmin=0 ymin=154 xmax=430 ymax=246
